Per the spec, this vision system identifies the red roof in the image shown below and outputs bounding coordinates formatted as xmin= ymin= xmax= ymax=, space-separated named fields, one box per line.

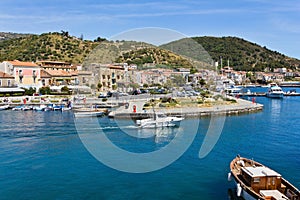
xmin=0 ymin=71 xmax=14 ymax=79
xmin=45 ymin=70 xmax=77 ymax=77
xmin=40 ymin=70 xmax=52 ymax=78
xmin=6 ymin=60 xmax=39 ymax=67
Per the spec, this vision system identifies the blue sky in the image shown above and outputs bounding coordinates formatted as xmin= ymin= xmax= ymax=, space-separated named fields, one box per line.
xmin=1 ymin=0 xmax=300 ymax=58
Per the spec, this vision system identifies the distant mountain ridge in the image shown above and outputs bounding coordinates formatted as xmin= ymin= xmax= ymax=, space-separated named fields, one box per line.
xmin=0 ymin=32 xmax=33 ymax=41
xmin=0 ymin=32 xmax=299 ymax=72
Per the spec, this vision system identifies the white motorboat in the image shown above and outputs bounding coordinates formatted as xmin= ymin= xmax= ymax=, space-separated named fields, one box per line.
xmin=73 ymin=107 xmax=107 ymax=118
xmin=266 ymin=83 xmax=284 ymax=98
xmin=74 ymin=111 xmax=104 ymax=117
xmin=0 ymin=104 xmax=9 ymax=110
xmin=136 ymin=113 xmax=184 ymax=128
xmin=61 ymin=107 xmax=72 ymax=111
xmin=33 ymin=105 xmax=47 ymax=111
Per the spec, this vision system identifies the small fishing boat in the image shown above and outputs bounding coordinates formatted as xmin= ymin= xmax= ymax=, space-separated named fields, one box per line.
xmin=12 ymin=105 xmax=24 ymax=111
xmin=73 ymin=107 xmax=107 ymax=118
xmin=266 ymin=83 xmax=284 ymax=98
xmin=229 ymin=155 xmax=300 ymax=200
xmin=136 ymin=113 xmax=184 ymax=128
xmin=33 ymin=105 xmax=47 ymax=111
xmin=22 ymin=106 xmax=32 ymax=111
xmin=0 ymin=104 xmax=9 ymax=110
xmin=61 ymin=107 xmax=72 ymax=111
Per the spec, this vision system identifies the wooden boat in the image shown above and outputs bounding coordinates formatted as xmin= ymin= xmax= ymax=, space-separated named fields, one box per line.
xmin=229 ymin=155 xmax=300 ymax=200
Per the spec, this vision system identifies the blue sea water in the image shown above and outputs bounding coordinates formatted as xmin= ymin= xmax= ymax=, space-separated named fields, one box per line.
xmin=1 ymin=88 xmax=300 ymax=200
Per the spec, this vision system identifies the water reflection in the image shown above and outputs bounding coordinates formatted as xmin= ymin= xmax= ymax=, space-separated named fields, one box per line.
xmin=270 ymin=98 xmax=283 ymax=122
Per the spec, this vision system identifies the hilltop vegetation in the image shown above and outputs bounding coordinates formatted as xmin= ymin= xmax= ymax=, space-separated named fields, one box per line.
xmin=115 ymin=47 xmax=193 ymax=69
xmin=1 ymin=32 xmax=299 ymax=72
xmin=191 ymin=36 xmax=300 ymax=71
xmin=0 ymin=32 xmax=98 ymax=64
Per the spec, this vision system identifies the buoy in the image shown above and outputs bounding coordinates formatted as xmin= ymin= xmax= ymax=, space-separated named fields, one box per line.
xmin=237 ymin=183 xmax=242 ymax=197
xmin=228 ymin=172 xmax=232 ymax=181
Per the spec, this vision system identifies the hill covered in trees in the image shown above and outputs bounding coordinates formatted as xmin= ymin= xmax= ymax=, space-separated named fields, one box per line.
xmin=0 ymin=32 xmax=98 ymax=64
xmin=1 ymin=32 xmax=299 ymax=72
xmin=166 ymin=36 xmax=300 ymax=71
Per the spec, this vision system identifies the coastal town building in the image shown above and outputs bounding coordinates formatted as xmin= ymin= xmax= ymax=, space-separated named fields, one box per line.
xmin=0 ymin=60 xmax=40 ymax=88
xmin=0 ymin=71 xmax=15 ymax=87
xmin=36 ymin=60 xmax=77 ymax=72
xmin=79 ymin=63 xmax=138 ymax=92
xmin=36 ymin=60 xmax=78 ymax=86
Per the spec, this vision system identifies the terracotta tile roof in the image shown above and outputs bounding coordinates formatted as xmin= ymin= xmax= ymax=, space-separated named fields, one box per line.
xmin=40 ymin=70 xmax=52 ymax=78
xmin=5 ymin=60 xmax=39 ymax=67
xmin=45 ymin=70 xmax=75 ymax=77
xmin=69 ymin=71 xmax=78 ymax=76
xmin=0 ymin=71 xmax=14 ymax=79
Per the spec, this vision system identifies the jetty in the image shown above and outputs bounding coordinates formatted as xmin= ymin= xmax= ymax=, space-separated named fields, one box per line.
xmin=108 ymin=98 xmax=263 ymax=119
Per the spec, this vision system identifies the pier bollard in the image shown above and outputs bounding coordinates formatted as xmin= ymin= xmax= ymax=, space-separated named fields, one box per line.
xmin=133 ymin=105 xmax=136 ymax=113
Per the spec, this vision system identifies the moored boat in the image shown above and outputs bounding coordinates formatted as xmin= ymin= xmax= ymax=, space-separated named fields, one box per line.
xmin=0 ymin=104 xmax=10 ymax=110
xmin=266 ymin=83 xmax=284 ymax=98
xmin=73 ymin=107 xmax=107 ymax=118
xmin=229 ymin=155 xmax=300 ymax=200
xmin=136 ymin=113 xmax=184 ymax=128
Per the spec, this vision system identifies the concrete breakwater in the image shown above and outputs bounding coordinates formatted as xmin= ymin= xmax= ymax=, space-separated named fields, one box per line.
xmin=109 ymin=98 xmax=263 ymax=119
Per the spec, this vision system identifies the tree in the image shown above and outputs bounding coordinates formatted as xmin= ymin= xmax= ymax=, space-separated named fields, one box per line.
xmin=199 ymin=78 xmax=206 ymax=86
xmin=61 ymin=86 xmax=69 ymax=93
xmin=171 ymin=75 xmax=185 ymax=87
xmin=143 ymin=83 xmax=149 ymax=88
xmin=97 ymin=82 xmax=103 ymax=91
xmin=23 ymin=87 xmax=35 ymax=96
xmin=190 ymin=67 xmax=198 ymax=74
xmin=39 ymin=86 xmax=51 ymax=95
xmin=61 ymin=30 xmax=69 ymax=37
xmin=129 ymin=83 xmax=140 ymax=89
xmin=94 ymin=37 xmax=107 ymax=42
xmin=163 ymin=79 xmax=174 ymax=89
xmin=112 ymin=84 xmax=117 ymax=90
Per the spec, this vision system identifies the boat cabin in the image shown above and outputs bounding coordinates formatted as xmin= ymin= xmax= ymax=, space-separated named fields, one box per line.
xmin=241 ymin=166 xmax=291 ymax=199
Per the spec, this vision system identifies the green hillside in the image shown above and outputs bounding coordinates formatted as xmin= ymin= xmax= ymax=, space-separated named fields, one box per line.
xmin=186 ymin=36 xmax=300 ymax=71
xmin=1 ymin=32 xmax=299 ymax=72
xmin=0 ymin=32 xmax=97 ymax=64
xmin=115 ymin=47 xmax=193 ymax=69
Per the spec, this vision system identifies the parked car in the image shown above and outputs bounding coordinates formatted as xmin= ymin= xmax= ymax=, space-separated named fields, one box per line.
xmin=98 ymin=93 xmax=107 ymax=98
xmin=131 ymin=89 xmax=141 ymax=95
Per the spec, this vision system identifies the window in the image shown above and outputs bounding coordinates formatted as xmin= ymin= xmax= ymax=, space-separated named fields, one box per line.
xmin=7 ymin=80 xmax=10 ymax=87
xmin=253 ymin=177 xmax=260 ymax=183
xmin=0 ymin=80 xmax=2 ymax=86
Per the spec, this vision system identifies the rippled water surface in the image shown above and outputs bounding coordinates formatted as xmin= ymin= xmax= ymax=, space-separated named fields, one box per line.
xmin=1 ymin=90 xmax=300 ymax=199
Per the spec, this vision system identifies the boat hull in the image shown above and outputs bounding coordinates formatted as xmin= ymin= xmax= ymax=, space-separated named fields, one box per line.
xmin=137 ymin=116 xmax=183 ymax=128
xmin=266 ymin=93 xmax=284 ymax=98
xmin=0 ymin=105 xmax=9 ymax=110
xmin=74 ymin=111 xmax=104 ymax=118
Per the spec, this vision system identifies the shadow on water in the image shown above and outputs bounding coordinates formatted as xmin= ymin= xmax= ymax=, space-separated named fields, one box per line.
xmin=228 ymin=188 xmax=244 ymax=200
